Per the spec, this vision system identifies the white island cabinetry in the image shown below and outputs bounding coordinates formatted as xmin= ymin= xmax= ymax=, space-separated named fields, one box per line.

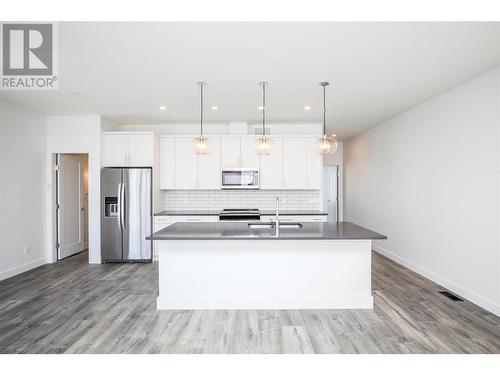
xmin=150 ymin=221 xmax=386 ymax=310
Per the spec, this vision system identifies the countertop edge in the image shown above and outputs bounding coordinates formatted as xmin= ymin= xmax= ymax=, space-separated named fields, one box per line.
xmin=147 ymin=236 xmax=387 ymax=241
xmin=154 ymin=211 xmax=329 ymax=216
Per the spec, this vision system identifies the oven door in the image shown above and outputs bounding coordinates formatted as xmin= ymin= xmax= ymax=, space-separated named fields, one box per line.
xmin=221 ymin=169 xmax=259 ymax=189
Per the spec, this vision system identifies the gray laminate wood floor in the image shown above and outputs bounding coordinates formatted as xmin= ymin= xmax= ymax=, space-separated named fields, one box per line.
xmin=0 ymin=251 xmax=499 ymax=354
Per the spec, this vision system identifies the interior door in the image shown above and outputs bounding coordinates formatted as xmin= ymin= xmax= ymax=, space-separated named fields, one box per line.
xmin=57 ymin=154 xmax=85 ymax=259
xmin=323 ymin=166 xmax=338 ymax=222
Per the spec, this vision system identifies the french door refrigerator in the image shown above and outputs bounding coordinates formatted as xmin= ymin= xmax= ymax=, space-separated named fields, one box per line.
xmin=101 ymin=167 xmax=152 ymax=262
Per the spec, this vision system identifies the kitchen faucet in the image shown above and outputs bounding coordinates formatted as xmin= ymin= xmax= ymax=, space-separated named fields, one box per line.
xmin=275 ymin=196 xmax=280 ymax=236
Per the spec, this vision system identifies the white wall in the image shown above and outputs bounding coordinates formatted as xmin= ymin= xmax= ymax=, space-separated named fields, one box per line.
xmin=344 ymin=67 xmax=500 ymax=315
xmin=46 ymin=115 xmax=110 ymax=264
xmin=0 ymin=101 xmax=47 ymax=280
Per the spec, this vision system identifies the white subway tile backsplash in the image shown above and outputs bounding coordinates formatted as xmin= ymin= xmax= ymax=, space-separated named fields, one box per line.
xmin=160 ymin=190 xmax=320 ymax=211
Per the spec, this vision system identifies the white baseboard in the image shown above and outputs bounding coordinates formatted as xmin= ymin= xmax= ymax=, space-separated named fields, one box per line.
xmin=0 ymin=258 xmax=47 ymax=282
xmin=157 ymin=295 xmax=373 ymax=310
xmin=373 ymin=244 xmax=500 ymax=317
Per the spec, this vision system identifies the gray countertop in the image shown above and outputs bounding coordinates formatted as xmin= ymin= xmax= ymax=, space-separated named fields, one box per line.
xmin=147 ymin=221 xmax=387 ymax=241
xmin=154 ymin=210 xmax=328 ymax=216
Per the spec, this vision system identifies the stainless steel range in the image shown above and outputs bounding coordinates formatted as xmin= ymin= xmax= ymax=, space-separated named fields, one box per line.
xmin=218 ymin=208 xmax=261 ymax=221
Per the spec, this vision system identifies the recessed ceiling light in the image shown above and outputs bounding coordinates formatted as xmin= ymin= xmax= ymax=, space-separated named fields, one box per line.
xmin=211 ymin=106 xmax=218 ymax=111
xmin=258 ymin=106 xmax=265 ymax=110
xmin=304 ymin=105 xmax=311 ymax=110
xmin=159 ymin=106 xmax=166 ymax=111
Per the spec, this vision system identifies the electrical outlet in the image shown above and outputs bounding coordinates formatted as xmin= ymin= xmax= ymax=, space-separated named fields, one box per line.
xmin=24 ymin=246 xmax=30 ymax=255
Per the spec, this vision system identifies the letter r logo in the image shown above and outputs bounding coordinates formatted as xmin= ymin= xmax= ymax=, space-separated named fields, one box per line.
xmin=2 ymin=24 xmax=53 ymax=75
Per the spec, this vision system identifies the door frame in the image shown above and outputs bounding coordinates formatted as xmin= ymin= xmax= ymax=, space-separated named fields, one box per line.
xmin=322 ymin=165 xmax=339 ymax=222
xmin=49 ymin=153 xmax=89 ymax=262
xmin=54 ymin=154 xmax=86 ymax=260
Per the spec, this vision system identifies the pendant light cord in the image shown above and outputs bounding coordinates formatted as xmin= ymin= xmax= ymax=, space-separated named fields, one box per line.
xmin=262 ymin=83 xmax=266 ymax=137
xmin=323 ymin=84 xmax=326 ymax=136
xmin=200 ymin=83 xmax=204 ymax=136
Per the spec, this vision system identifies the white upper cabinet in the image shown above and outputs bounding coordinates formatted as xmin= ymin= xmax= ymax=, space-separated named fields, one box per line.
xmin=260 ymin=137 xmax=283 ymax=189
xmin=102 ymin=133 xmax=129 ymax=166
xmin=102 ymin=132 xmax=155 ymax=167
xmin=306 ymin=137 xmax=322 ymax=189
xmin=128 ymin=134 xmax=155 ymax=166
xmin=174 ymin=137 xmax=198 ymax=189
xmin=283 ymin=137 xmax=307 ymax=189
xmin=159 ymin=137 xmax=175 ymax=189
xmin=220 ymin=138 xmax=241 ymax=168
xmin=158 ymin=135 xmax=323 ymax=190
xmin=197 ymin=138 xmax=221 ymax=189
xmin=240 ymin=137 xmax=260 ymax=168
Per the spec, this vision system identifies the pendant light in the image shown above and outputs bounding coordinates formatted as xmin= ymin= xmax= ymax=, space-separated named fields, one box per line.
xmin=254 ymin=81 xmax=273 ymax=155
xmin=192 ymin=81 xmax=212 ymax=155
xmin=314 ymin=81 xmax=337 ymax=155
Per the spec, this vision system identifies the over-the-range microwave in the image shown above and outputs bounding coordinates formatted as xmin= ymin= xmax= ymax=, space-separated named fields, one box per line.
xmin=221 ymin=168 xmax=259 ymax=189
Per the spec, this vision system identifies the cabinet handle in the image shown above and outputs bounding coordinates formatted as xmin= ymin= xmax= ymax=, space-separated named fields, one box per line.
xmin=187 ymin=218 xmax=202 ymax=222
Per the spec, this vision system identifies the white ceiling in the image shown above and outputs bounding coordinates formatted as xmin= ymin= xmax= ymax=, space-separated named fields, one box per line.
xmin=1 ymin=22 xmax=499 ymax=139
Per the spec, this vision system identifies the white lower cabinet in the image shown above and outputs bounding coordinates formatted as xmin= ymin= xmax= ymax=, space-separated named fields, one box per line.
xmin=153 ymin=215 xmax=219 ymax=260
xmin=153 ymin=217 xmax=173 ymax=260
xmin=172 ymin=216 xmax=219 ymax=223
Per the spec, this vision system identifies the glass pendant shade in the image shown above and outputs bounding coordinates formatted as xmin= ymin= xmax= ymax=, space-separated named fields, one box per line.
xmin=254 ymin=135 xmax=273 ymax=155
xmin=191 ymin=135 xmax=212 ymax=155
xmin=315 ymin=81 xmax=337 ymax=155
xmin=313 ymin=134 xmax=338 ymax=155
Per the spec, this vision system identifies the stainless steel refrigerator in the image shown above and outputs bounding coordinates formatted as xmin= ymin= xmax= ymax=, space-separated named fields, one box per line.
xmin=101 ymin=168 xmax=152 ymax=262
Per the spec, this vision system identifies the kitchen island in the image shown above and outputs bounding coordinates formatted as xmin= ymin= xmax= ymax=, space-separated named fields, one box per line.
xmin=148 ymin=221 xmax=386 ymax=310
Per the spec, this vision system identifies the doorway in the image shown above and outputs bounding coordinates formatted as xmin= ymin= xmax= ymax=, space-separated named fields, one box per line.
xmin=323 ymin=165 xmax=338 ymax=222
xmin=55 ymin=153 xmax=89 ymax=260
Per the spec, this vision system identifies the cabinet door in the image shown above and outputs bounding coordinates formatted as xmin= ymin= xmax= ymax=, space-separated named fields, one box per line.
xmin=260 ymin=137 xmax=283 ymax=189
xmin=220 ymin=138 xmax=240 ymax=168
xmin=283 ymin=138 xmax=307 ymax=189
xmin=159 ymin=137 xmax=176 ymax=189
xmin=197 ymin=137 xmax=221 ymax=189
xmin=306 ymin=137 xmax=322 ymax=189
xmin=128 ymin=134 xmax=154 ymax=166
xmin=174 ymin=138 xmax=198 ymax=189
xmin=240 ymin=137 xmax=260 ymax=168
xmin=102 ymin=134 xmax=128 ymax=166
xmin=174 ymin=216 xmax=219 ymax=223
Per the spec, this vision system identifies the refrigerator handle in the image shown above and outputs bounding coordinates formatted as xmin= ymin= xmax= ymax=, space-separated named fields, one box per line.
xmin=120 ymin=182 xmax=126 ymax=230
xmin=117 ymin=183 xmax=123 ymax=232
